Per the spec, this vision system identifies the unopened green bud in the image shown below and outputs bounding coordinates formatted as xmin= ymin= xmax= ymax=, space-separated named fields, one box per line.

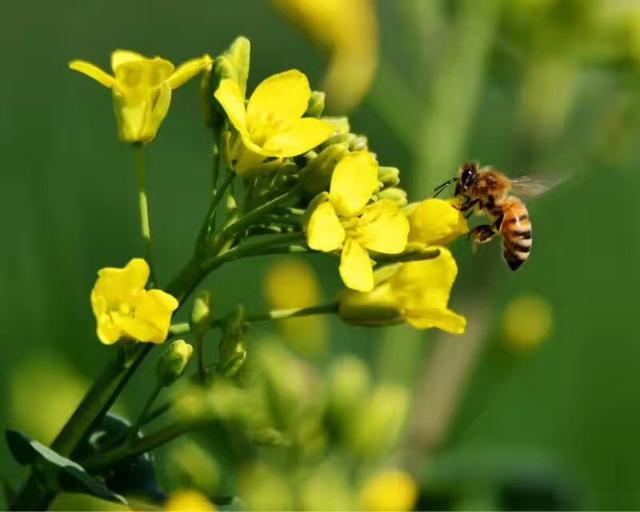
xmin=156 ymin=340 xmax=194 ymax=387
xmin=348 ymin=134 xmax=368 ymax=152
xmin=378 ymin=166 xmax=400 ymax=187
xmin=299 ymin=144 xmax=349 ymax=195
xmin=376 ymin=187 xmax=408 ymax=207
xmin=305 ymin=91 xmax=326 ymax=117
xmin=190 ymin=290 xmax=212 ymax=332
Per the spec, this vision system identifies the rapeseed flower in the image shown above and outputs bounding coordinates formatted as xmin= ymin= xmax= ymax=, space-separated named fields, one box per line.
xmin=70 ymin=50 xmax=212 ymax=143
xmin=214 ymin=69 xmax=334 ymax=175
xmin=306 ymin=152 xmax=409 ymax=291
xmin=91 ymin=258 xmax=178 ymax=344
xmin=339 ymin=248 xmax=466 ymax=334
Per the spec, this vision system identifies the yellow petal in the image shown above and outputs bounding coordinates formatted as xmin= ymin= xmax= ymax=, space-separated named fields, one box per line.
xmin=93 ymin=258 xmax=150 ymax=304
xmin=330 ymin=152 xmax=378 ymax=217
xmin=340 ymin=239 xmax=374 ymax=292
xmin=68 ymin=60 xmax=115 ymax=88
xmin=96 ymin=317 xmax=123 ymax=345
xmin=111 ymin=49 xmax=146 ymax=71
xmin=144 ymin=81 xmax=172 ymax=142
xmin=234 ymin=144 xmax=267 ymax=176
xmin=121 ymin=289 xmax=179 ymax=343
xmin=262 ymin=117 xmax=334 ymax=157
xmin=214 ymin=79 xmax=249 ymax=135
xmin=114 ymin=58 xmax=174 ymax=92
xmin=408 ymin=198 xmax=469 ymax=246
xmin=357 ymin=200 xmax=409 ymax=254
xmin=307 ymin=201 xmax=345 ymax=252
xmin=167 ymin=54 xmax=213 ymax=89
xmin=246 ymin=69 xmax=311 ymax=122
xmin=392 ymin=248 xmax=466 ymax=334
xmin=407 ymin=309 xmax=466 ymax=334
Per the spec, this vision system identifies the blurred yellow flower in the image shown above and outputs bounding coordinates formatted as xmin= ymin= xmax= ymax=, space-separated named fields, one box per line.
xmin=339 ymin=248 xmax=466 ymax=334
xmin=272 ymin=0 xmax=378 ymax=112
xmin=263 ymin=259 xmax=327 ymax=356
xmin=408 ymin=198 xmax=469 ymax=247
xmin=165 ymin=489 xmax=215 ymax=511
xmin=70 ymin=50 xmax=212 ymax=144
xmin=360 ymin=469 xmax=417 ymax=512
xmin=214 ymin=70 xmax=334 ymax=175
xmin=91 ymin=258 xmax=178 ymax=344
xmin=306 ymin=152 xmax=409 ymax=291
xmin=502 ymin=293 xmax=553 ymax=352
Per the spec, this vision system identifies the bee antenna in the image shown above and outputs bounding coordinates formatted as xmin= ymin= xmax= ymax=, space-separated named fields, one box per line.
xmin=433 ymin=177 xmax=457 ymax=197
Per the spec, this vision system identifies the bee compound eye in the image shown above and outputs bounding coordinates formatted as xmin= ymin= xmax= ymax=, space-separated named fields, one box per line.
xmin=461 ymin=164 xmax=476 ymax=187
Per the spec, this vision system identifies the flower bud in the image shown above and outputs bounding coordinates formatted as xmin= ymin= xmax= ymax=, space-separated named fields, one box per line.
xmin=156 ymin=339 xmax=193 ymax=387
xmin=299 ymin=143 xmax=349 ymax=195
xmin=305 ymin=91 xmax=326 ymax=117
xmin=348 ymin=134 xmax=368 ymax=152
xmin=375 ymin=187 xmax=407 ymax=207
xmin=377 ymin=166 xmax=400 ymax=187
xmin=190 ymin=290 xmax=212 ymax=333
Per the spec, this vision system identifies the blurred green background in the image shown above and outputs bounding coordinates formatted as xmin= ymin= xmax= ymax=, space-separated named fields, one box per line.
xmin=1 ymin=0 xmax=640 ymax=509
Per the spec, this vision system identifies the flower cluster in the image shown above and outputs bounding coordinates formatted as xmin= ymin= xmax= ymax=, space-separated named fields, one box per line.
xmin=70 ymin=37 xmax=469 ymax=347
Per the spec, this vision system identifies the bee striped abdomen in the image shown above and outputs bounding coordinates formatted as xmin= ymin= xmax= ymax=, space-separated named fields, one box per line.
xmin=500 ymin=200 xmax=532 ymax=271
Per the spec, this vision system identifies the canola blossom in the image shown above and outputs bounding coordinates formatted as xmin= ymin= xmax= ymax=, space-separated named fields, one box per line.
xmin=7 ymin=34 xmax=482 ymax=511
xmin=306 ymin=152 xmax=409 ymax=291
xmin=214 ymin=69 xmax=334 ymax=174
xmin=90 ymin=258 xmax=178 ymax=344
xmin=70 ymin=50 xmax=212 ymax=143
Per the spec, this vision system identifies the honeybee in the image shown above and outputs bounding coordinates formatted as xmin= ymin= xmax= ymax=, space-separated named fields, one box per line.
xmin=435 ymin=162 xmax=551 ymax=271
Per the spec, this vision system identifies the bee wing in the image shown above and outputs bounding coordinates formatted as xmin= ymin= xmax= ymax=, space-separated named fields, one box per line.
xmin=510 ymin=173 xmax=568 ymax=198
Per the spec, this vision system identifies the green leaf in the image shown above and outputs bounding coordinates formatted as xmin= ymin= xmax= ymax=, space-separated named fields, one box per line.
xmin=5 ymin=429 xmax=127 ymax=505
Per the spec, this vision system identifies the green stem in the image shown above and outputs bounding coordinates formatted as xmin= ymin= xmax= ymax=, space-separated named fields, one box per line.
xmin=211 ymin=189 xmax=300 ymax=253
xmin=135 ymin=145 xmax=155 ymax=286
xmin=126 ymin=383 xmax=163 ymax=444
xmin=82 ymin=423 xmax=193 ymax=473
xmin=196 ymin=171 xmax=235 ymax=255
xmin=196 ymin=331 xmax=207 ymax=383
xmin=141 ymin=402 xmax=172 ymax=426
xmin=170 ymin=302 xmax=339 ymax=336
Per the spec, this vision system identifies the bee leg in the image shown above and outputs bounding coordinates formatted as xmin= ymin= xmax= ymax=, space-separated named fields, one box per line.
xmin=454 ymin=198 xmax=480 ymax=213
xmin=469 ymin=224 xmax=498 ymax=253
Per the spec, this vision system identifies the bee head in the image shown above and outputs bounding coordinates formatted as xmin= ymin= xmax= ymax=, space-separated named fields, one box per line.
xmin=458 ymin=162 xmax=479 ymax=193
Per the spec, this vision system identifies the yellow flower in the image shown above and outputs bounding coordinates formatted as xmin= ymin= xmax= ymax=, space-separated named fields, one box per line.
xmin=272 ymin=0 xmax=378 ymax=112
xmin=306 ymin=152 xmax=409 ymax=292
xmin=91 ymin=258 xmax=178 ymax=344
xmin=408 ymin=198 xmax=469 ymax=246
xmin=214 ymin=69 xmax=334 ymax=175
xmin=165 ymin=490 xmax=215 ymax=511
xmin=360 ymin=469 xmax=417 ymax=512
xmin=339 ymin=248 xmax=466 ymax=334
xmin=70 ymin=50 xmax=212 ymax=144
